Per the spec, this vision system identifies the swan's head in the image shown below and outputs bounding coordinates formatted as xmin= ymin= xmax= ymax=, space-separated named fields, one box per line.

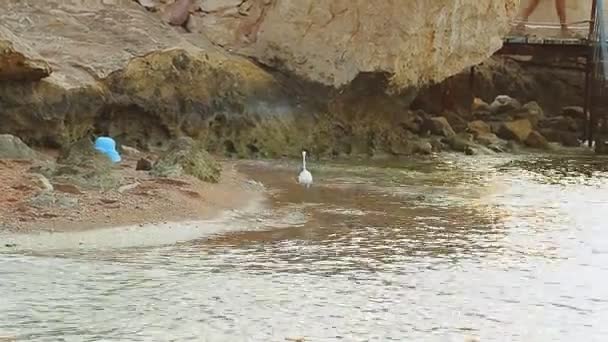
xmin=302 ymin=150 xmax=307 ymax=158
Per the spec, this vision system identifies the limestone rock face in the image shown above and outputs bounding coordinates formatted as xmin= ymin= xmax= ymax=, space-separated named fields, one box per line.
xmin=198 ymin=0 xmax=518 ymax=88
xmin=0 ymin=27 xmax=51 ymax=81
xmin=0 ymin=0 xmax=520 ymax=158
xmin=0 ymin=0 xmax=279 ymax=148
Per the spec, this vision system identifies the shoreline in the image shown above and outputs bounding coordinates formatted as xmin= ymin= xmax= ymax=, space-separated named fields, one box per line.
xmin=0 ymin=190 xmax=266 ymax=251
xmin=0 ymin=146 xmax=600 ymax=239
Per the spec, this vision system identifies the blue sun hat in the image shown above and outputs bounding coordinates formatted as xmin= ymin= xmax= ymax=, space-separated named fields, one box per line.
xmin=94 ymin=136 xmax=121 ymax=163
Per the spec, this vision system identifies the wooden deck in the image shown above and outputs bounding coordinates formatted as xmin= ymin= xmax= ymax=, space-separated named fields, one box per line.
xmin=498 ymin=36 xmax=591 ymax=57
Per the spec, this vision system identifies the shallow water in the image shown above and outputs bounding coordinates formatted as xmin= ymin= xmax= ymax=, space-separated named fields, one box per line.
xmin=1 ymin=154 xmax=608 ymax=341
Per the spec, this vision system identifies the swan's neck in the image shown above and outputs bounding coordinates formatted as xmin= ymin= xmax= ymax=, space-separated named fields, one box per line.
xmin=302 ymin=153 xmax=307 ymax=170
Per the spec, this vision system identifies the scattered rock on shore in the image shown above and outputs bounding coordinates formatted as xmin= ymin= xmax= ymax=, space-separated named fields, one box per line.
xmin=498 ymin=119 xmax=532 ymax=143
xmin=30 ymin=173 xmax=53 ymax=192
xmin=53 ymin=138 xmax=120 ymax=190
xmin=490 ymin=95 xmax=521 ymax=114
xmin=467 ymin=120 xmax=492 ymax=137
xmin=525 ymin=130 xmax=550 ymax=149
xmin=136 ymin=158 xmax=153 ymax=171
xmin=152 ymin=137 xmax=221 ymax=183
xmin=596 ymin=138 xmax=608 ymax=154
xmin=515 ymin=101 xmax=544 ymax=127
xmin=121 ymin=145 xmax=142 ymax=157
xmin=0 ymin=134 xmax=37 ymax=160
xmin=475 ymin=132 xmax=502 ymax=147
xmin=423 ymin=117 xmax=456 ymax=137
xmin=540 ymin=128 xmax=580 ymax=147
xmin=561 ymin=106 xmax=585 ymax=120
xmin=29 ymin=192 xmax=79 ymax=209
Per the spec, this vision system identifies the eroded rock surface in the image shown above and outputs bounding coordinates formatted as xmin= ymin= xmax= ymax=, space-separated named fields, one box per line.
xmin=0 ymin=0 xmax=538 ymax=159
xmin=197 ymin=0 xmax=518 ymax=88
xmin=151 ymin=137 xmax=221 ymax=183
xmin=0 ymin=0 xmax=280 ymax=150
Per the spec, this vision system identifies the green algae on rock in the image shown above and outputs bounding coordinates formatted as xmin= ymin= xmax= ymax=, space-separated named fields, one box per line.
xmin=51 ymin=138 xmax=120 ymax=190
xmin=0 ymin=134 xmax=38 ymax=160
xmin=152 ymin=137 xmax=221 ymax=183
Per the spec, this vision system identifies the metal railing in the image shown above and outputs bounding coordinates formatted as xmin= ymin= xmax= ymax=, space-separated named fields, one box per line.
xmin=590 ymin=0 xmax=608 ymax=81
xmin=588 ymin=0 xmax=608 ymax=145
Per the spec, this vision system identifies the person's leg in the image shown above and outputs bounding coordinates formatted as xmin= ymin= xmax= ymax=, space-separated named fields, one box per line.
xmin=515 ymin=0 xmax=541 ymax=32
xmin=555 ymin=0 xmax=568 ymax=31
xmin=522 ymin=0 xmax=541 ymax=21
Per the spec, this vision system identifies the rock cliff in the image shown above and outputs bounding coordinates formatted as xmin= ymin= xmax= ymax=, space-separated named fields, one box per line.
xmin=196 ymin=0 xmax=518 ymax=88
xmin=0 ymin=0 xmax=519 ymax=157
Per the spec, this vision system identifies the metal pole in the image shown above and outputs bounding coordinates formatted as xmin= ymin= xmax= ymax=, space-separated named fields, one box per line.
xmin=590 ymin=0 xmax=598 ymax=41
xmin=585 ymin=60 xmax=593 ymax=146
xmin=587 ymin=0 xmax=598 ymax=147
xmin=469 ymin=66 xmax=475 ymax=97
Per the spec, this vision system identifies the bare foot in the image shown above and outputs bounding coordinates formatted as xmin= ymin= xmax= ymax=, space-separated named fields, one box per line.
xmin=509 ymin=22 xmax=528 ymax=36
xmin=560 ymin=27 xmax=583 ymax=39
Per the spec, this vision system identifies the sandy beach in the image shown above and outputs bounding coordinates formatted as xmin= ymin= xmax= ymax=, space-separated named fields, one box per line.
xmin=0 ymin=152 xmax=265 ymax=234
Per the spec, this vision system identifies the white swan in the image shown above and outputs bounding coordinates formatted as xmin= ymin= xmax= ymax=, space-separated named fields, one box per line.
xmin=297 ymin=150 xmax=313 ymax=188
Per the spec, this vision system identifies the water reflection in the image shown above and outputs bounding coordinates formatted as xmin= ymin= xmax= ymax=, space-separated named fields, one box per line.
xmin=1 ymin=155 xmax=607 ymax=341
xmin=497 ymin=155 xmax=608 ymax=185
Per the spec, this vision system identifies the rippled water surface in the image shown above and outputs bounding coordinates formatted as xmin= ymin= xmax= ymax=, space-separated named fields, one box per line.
xmin=1 ymin=154 xmax=608 ymax=341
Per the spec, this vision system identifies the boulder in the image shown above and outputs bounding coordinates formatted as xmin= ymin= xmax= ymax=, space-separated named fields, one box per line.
xmin=472 ymin=97 xmax=491 ymax=112
xmin=539 ymin=128 xmax=580 ymax=147
xmin=413 ymin=140 xmax=433 ymax=155
xmin=400 ymin=117 xmax=423 ymax=134
xmin=162 ymin=0 xmax=193 ymax=27
xmin=475 ymin=132 xmax=501 ymax=146
xmin=445 ymin=133 xmax=474 ymax=153
xmin=53 ymin=139 xmax=120 ymax=190
xmin=0 ymin=134 xmax=37 ymax=159
xmin=467 ymin=120 xmax=492 ymax=136
xmin=487 ymin=143 xmax=507 ymax=153
xmin=30 ymin=173 xmax=54 ymax=192
xmin=497 ymin=119 xmax=532 ymax=142
xmin=561 ymin=106 xmax=585 ymax=120
xmin=596 ymin=138 xmax=608 ymax=154
xmin=151 ymin=137 xmax=221 ymax=183
xmin=524 ymin=130 xmax=550 ymax=149
xmin=429 ymin=136 xmax=446 ymax=152
xmin=514 ymin=101 xmax=544 ymax=127
xmin=442 ymin=112 xmax=468 ymax=133
xmin=423 ymin=117 xmax=456 ymax=137
xmin=539 ymin=116 xmax=579 ymax=132
xmin=136 ymin=158 xmax=153 ymax=171
xmin=490 ymin=95 xmax=521 ymax=114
